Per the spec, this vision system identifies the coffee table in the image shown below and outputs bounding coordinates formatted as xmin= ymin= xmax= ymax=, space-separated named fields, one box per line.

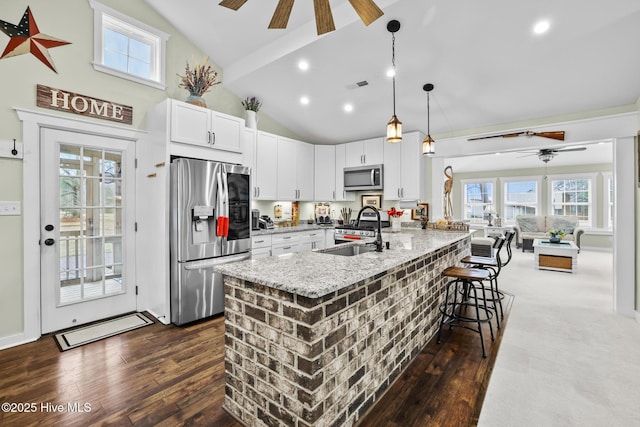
xmin=533 ymin=239 xmax=579 ymax=273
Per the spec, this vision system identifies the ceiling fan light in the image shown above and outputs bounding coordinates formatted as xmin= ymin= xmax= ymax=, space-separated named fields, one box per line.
xmin=539 ymin=153 xmax=554 ymax=163
xmin=387 ymin=115 xmax=402 ymax=143
xmin=422 ymin=135 xmax=435 ymax=156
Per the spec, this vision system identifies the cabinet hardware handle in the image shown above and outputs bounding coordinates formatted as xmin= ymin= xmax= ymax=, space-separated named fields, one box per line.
xmin=207 ymin=131 xmax=211 ymax=144
xmin=255 ymin=240 xmax=264 ymax=243
xmin=211 ymin=132 xmax=216 ymax=145
xmin=283 ymin=246 xmax=291 ymax=250
xmin=283 ymin=236 xmax=291 ymax=240
xmin=332 ymin=190 xmax=335 ymax=200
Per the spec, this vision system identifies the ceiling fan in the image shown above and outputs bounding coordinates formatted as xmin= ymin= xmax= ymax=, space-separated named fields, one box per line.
xmin=218 ymin=0 xmax=384 ymax=35
xmin=468 ymin=130 xmax=565 ymax=141
xmin=519 ymin=147 xmax=587 ymax=163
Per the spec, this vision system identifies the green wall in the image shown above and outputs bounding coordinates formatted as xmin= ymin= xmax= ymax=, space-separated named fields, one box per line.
xmin=0 ymin=0 xmax=299 ymax=341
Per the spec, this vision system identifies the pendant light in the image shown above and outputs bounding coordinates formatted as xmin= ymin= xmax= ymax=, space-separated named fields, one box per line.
xmin=422 ymin=83 xmax=436 ymax=156
xmin=386 ymin=20 xmax=402 ymax=143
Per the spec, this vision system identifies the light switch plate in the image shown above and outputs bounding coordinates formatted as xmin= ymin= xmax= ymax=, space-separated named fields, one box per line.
xmin=0 ymin=201 xmax=21 ymax=215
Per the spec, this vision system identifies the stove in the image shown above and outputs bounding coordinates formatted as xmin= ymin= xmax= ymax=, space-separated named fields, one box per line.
xmin=334 ymin=225 xmax=378 ymax=242
xmin=333 ymin=211 xmax=389 ymax=244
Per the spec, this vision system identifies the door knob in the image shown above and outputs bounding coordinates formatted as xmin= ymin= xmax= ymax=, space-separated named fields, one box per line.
xmin=44 ymin=238 xmax=55 ymax=246
xmin=45 ymin=224 xmax=54 ymax=231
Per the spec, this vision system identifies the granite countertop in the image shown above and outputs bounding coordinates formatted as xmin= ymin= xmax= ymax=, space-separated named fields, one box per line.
xmin=217 ymin=228 xmax=471 ymax=298
xmin=252 ymin=223 xmax=335 ymax=236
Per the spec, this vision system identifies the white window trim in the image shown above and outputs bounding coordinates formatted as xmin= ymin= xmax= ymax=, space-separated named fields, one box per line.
xmin=546 ymin=172 xmax=597 ymax=228
xmin=460 ymin=178 xmax=497 ymax=224
xmin=501 ymin=175 xmax=542 ymax=225
xmin=89 ymin=0 xmax=170 ymax=90
xmin=602 ymin=171 xmax=613 ymax=229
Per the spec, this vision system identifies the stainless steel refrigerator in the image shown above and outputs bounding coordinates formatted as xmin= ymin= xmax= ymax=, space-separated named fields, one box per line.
xmin=170 ymin=157 xmax=251 ymax=325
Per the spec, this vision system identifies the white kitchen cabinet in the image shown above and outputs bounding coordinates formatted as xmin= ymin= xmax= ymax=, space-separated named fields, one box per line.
xmin=384 ymin=131 xmax=425 ymax=201
xmin=277 ymin=137 xmax=314 ymax=201
xmin=271 ymin=232 xmax=301 ymax=256
xmin=254 ymin=132 xmax=278 ymax=200
xmin=344 ymin=137 xmax=384 ymax=167
xmin=334 ymin=144 xmax=355 ymax=201
xmin=251 ymin=234 xmax=272 ymax=259
xmin=170 ymin=99 xmax=243 ymax=153
xmin=300 ymin=230 xmax=325 ymax=251
xmin=314 ymin=145 xmax=336 ymax=201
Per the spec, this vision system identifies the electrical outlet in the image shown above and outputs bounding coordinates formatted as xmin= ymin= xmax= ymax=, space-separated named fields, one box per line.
xmin=0 ymin=201 xmax=21 ymax=215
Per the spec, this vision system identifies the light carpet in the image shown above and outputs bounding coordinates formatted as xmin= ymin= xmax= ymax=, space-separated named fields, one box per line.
xmin=54 ymin=312 xmax=154 ymax=351
xmin=478 ymin=248 xmax=640 ymax=427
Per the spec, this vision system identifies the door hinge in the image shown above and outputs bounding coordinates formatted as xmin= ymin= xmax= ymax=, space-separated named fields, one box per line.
xmin=135 ymin=286 xmax=138 ymax=295
xmin=135 ymin=158 xmax=138 ymax=168
xmin=135 ymin=222 xmax=138 ymax=232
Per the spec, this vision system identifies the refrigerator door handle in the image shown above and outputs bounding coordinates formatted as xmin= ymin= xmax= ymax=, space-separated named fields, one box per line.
xmin=216 ymin=171 xmax=224 ymax=237
xmin=221 ymin=171 xmax=230 ymax=237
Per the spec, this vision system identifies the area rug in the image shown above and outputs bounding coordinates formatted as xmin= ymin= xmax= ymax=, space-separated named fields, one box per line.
xmin=54 ymin=312 xmax=154 ymax=351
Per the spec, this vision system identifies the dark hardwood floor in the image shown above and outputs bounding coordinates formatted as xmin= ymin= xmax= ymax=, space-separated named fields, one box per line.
xmin=0 ymin=296 xmax=511 ymax=427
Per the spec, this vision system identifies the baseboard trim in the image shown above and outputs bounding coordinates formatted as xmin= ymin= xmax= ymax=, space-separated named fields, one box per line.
xmin=0 ymin=332 xmax=38 ymax=351
xmin=146 ymin=309 xmax=170 ymax=325
xmin=580 ymin=246 xmax=613 ymax=253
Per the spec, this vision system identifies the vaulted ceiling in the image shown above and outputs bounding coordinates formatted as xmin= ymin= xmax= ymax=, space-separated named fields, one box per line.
xmin=145 ymin=0 xmax=640 ymax=147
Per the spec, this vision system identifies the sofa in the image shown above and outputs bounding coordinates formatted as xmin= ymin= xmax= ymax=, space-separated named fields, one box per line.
xmin=514 ymin=215 xmax=584 ymax=251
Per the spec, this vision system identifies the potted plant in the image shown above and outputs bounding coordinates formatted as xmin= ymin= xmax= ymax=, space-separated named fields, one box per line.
xmin=242 ymin=96 xmax=262 ymax=129
xmin=548 ymin=229 xmax=566 ymax=243
xmin=177 ymin=58 xmax=220 ymax=108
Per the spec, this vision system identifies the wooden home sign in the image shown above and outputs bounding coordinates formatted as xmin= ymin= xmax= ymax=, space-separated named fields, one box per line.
xmin=36 ymin=84 xmax=133 ymax=125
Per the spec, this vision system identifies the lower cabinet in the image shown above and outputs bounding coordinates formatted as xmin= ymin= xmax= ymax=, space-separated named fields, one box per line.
xmin=252 ymin=229 xmax=332 ymax=258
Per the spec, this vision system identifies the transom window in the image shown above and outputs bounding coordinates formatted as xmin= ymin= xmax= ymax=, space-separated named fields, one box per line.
xmin=502 ymin=177 xmax=540 ymax=223
xmin=461 ymin=179 xmax=495 ymax=223
xmin=548 ymin=174 xmax=595 ymax=227
xmin=89 ymin=0 xmax=169 ymax=89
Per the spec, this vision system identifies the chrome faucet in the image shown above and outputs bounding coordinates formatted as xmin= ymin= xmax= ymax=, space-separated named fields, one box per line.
xmin=356 ymin=205 xmax=383 ymax=252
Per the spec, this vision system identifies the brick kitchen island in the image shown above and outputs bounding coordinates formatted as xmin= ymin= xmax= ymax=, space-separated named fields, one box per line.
xmin=216 ymin=229 xmax=471 ymax=427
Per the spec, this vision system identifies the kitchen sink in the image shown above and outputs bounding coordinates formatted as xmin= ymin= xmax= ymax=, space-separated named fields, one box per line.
xmin=321 ymin=245 xmax=379 ymax=256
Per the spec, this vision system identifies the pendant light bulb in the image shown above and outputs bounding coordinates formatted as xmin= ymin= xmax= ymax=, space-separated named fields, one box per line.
xmin=422 ymin=83 xmax=436 ymax=156
xmin=386 ymin=20 xmax=402 ymax=143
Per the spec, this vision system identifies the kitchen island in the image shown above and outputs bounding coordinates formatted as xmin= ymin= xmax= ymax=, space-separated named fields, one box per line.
xmin=216 ymin=228 xmax=471 ymax=427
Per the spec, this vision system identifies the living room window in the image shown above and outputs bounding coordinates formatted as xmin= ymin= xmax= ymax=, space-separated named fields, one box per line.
xmin=502 ymin=177 xmax=541 ymax=223
xmin=89 ymin=0 xmax=169 ymax=90
xmin=548 ymin=173 xmax=596 ymax=227
xmin=461 ymin=179 xmax=495 ymax=223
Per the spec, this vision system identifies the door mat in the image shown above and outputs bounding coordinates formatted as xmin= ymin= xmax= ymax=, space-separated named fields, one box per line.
xmin=54 ymin=312 xmax=154 ymax=351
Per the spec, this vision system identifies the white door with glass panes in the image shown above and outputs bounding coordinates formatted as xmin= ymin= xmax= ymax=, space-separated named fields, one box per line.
xmin=40 ymin=129 xmax=136 ymax=333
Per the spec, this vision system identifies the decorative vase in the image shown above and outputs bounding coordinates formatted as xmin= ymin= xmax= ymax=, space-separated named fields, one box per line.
xmin=246 ymin=110 xmax=258 ymax=129
xmin=185 ymin=93 xmax=206 ymax=108
xmin=391 ymin=217 xmax=402 ymax=231
xmin=549 ymin=235 xmax=561 ymax=243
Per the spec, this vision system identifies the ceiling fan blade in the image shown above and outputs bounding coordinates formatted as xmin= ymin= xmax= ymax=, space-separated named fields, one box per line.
xmin=516 ymin=153 xmax=539 ymax=158
xmin=314 ymin=0 xmax=336 ymax=35
xmin=554 ymin=147 xmax=586 ymax=153
xmin=269 ymin=0 xmax=295 ymax=29
xmin=218 ymin=0 xmax=248 ymax=11
xmin=348 ymin=0 xmax=384 ymax=26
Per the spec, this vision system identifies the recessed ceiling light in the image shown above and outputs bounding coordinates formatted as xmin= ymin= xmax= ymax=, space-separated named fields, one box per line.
xmin=344 ymin=104 xmax=353 ymax=113
xmin=298 ymin=60 xmax=309 ymax=71
xmin=533 ymin=20 xmax=550 ymax=34
xmin=300 ymin=96 xmax=310 ymax=105
xmin=386 ymin=68 xmax=395 ymax=78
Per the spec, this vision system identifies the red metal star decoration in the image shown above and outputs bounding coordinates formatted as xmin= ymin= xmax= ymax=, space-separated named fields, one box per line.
xmin=0 ymin=6 xmax=71 ymax=73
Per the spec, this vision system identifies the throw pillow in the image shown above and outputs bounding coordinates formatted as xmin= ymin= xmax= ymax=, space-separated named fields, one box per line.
xmin=517 ymin=217 xmax=539 ymax=232
xmin=548 ymin=217 xmax=578 ymax=234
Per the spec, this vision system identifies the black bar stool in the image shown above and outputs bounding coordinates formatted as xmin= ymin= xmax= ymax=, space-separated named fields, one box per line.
xmin=437 ymin=266 xmax=493 ymax=358
xmin=461 ymin=236 xmax=506 ymax=330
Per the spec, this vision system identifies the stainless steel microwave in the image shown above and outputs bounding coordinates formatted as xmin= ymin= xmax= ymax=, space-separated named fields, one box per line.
xmin=344 ymin=164 xmax=384 ymax=191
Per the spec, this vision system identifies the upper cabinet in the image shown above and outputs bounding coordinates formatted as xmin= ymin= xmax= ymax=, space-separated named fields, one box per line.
xmin=277 ymin=136 xmax=314 ymax=201
xmin=170 ymin=100 xmax=243 ymax=153
xmin=254 ymin=132 xmax=278 ymax=200
xmin=383 ymin=131 xmax=425 ymax=201
xmin=335 ymin=144 xmax=355 ymax=201
xmin=344 ymin=137 xmax=384 ymax=167
xmin=314 ymin=145 xmax=336 ymax=201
